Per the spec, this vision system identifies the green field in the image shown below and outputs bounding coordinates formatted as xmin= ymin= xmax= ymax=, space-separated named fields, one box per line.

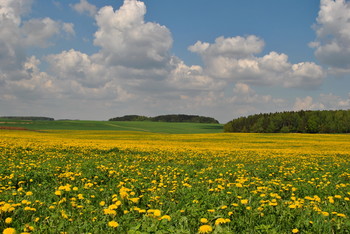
xmin=1 ymin=129 xmax=350 ymax=233
xmin=0 ymin=119 xmax=223 ymax=134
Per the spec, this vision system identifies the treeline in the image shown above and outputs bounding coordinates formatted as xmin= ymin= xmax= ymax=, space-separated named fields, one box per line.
xmin=1 ymin=116 xmax=54 ymax=121
xmin=224 ymin=110 xmax=350 ymax=133
xmin=109 ymin=114 xmax=219 ymax=124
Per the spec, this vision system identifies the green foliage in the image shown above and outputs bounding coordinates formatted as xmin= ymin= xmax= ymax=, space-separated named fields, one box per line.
xmin=109 ymin=114 xmax=219 ymax=124
xmin=0 ymin=119 xmax=223 ymax=134
xmin=224 ymin=110 xmax=350 ymax=133
xmin=0 ymin=116 xmax=54 ymax=121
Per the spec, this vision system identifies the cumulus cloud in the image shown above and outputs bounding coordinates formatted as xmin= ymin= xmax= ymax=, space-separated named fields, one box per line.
xmin=189 ymin=36 xmax=325 ymax=88
xmin=2 ymin=0 xmax=345 ymax=122
xmin=22 ymin=18 xmax=61 ymax=47
xmin=62 ymin=23 xmax=75 ymax=36
xmin=311 ymin=0 xmax=350 ymax=73
xmin=93 ymin=0 xmax=173 ymax=69
xmin=293 ymin=96 xmax=325 ymax=111
xmin=293 ymin=93 xmax=350 ymax=111
xmin=319 ymin=93 xmax=350 ymax=109
xmin=71 ymin=0 xmax=97 ymax=17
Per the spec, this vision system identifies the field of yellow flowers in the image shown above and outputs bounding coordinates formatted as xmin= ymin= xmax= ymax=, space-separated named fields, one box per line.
xmin=1 ymin=129 xmax=350 ymax=233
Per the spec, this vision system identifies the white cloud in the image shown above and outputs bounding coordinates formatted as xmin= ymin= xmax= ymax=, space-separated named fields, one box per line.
xmin=167 ymin=57 xmax=224 ymax=91
xmin=71 ymin=0 xmax=97 ymax=17
xmin=189 ymin=35 xmax=264 ymax=58
xmin=93 ymin=1 xmax=173 ymax=69
xmin=312 ymin=0 xmax=350 ymax=73
xmin=46 ymin=49 xmax=106 ymax=88
xmin=293 ymin=93 xmax=350 ymax=111
xmin=319 ymin=93 xmax=350 ymax=109
xmin=22 ymin=18 xmax=61 ymax=47
xmin=189 ymin=36 xmax=324 ymax=88
xmin=293 ymin=96 xmax=325 ymax=111
xmin=62 ymin=23 xmax=75 ymax=36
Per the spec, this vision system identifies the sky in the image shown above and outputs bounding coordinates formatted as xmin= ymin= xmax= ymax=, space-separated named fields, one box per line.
xmin=1 ymin=0 xmax=350 ymax=123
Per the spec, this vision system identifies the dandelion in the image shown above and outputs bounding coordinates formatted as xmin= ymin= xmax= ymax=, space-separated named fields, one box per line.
xmin=240 ymin=199 xmax=249 ymax=205
xmin=200 ymin=218 xmax=208 ymax=223
xmin=292 ymin=229 xmax=299 ymax=233
xmin=160 ymin=215 xmax=171 ymax=221
xmin=5 ymin=218 xmax=12 ymax=224
xmin=108 ymin=221 xmax=119 ymax=228
xmin=99 ymin=201 xmax=105 ymax=206
xmin=215 ymin=218 xmax=227 ymax=225
xmin=2 ymin=228 xmax=16 ymax=234
xmin=55 ymin=190 xmax=62 ymax=196
xmin=198 ymin=225 xmax=213 ymax=233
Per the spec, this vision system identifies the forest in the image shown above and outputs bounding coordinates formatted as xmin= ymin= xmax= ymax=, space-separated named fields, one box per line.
xmin=224 ymin=109 xmax=350 ymax=133
xmin=109 ymin=114 xmax=219 ymax=124
xmin=0 ymin=116 xmax=54 ymax=121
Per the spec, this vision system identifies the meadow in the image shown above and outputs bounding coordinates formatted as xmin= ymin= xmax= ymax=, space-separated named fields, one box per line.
xmin=0 ymin=126 xmax=350 ymax=233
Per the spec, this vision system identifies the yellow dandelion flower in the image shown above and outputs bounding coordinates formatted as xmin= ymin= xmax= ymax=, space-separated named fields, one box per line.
xmin=99 ymin=201 xmax=105 ymax=206
xmin=5 ymin=218 xmax=12 ymax=224
xmin=240 ymin=199 xmax=249 ymax=205
xmin=160 ymin=215 xmax=171 ymax=221
xmin=337 ymin=213 xmax=346 ymax=218
xmin=108 ymin=221 xmax=119 ymax=228
xmin=198 ymin=225 xmax=213 ymax=233
xmin=215 ymin=218 xmax=226 ymax=225
xmin=292 ymin=228 xmax=299 ymax=233
xmin=322 ymin=211 xmax=329 ymax=216
xmin=200 ymin=218 xmax=208 ymax=223
xmin=153 ymin=209 xmax=161 ymax=217
xmin=2 ymin=228 xmax=16 ymax=234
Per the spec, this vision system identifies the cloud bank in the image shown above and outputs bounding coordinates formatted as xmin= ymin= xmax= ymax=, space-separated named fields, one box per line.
xmin=1 ymin=0 xmax=350 ymax=122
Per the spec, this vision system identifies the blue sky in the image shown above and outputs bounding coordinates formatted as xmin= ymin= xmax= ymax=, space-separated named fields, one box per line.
xmin=1 ymin=0 xmax=350 ymax=122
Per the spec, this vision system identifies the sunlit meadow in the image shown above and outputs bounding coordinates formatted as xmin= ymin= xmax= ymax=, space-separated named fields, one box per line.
xmin=1 ymin=130 xmax=350 ymax=233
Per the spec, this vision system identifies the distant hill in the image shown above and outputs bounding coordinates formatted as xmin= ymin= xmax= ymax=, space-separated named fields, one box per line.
xmin=1 ymin=116 xmax=54 ymax=121
xmin=224 ymin=110 xmax=350 ymax=133
xmin=109 ymin=114 xmax=219 ymax=124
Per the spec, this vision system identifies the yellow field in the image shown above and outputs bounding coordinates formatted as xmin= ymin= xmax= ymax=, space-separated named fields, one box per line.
xmin=1 ymin=130 xmax=349 ymax=233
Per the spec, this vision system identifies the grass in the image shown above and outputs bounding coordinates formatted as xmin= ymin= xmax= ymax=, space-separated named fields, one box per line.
xmin=0 ymin=118 xmax=223 ymax=134
xmin=1 ymin=129 xmax=349 ymax=233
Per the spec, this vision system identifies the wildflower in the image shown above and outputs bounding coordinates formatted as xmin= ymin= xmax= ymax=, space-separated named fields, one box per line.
xmin=55 ymin=190 xmax=62 ymax=196
xmin=99 ymin=201 xmax=105 ymax=206
xmin=108 ymin=221 xmax=119 ymax=228
xmin=215 ymin=218 xmax=227 ymax=225
xmin=103 ymin=209 xmax=116 ymax=216
xmin=240 ymin=199 xmax=249 ymax=205
xmin=154 ymin=210 xmax=162 ymax=217
xmin=160 ymin=215 xmax=171 ymax=221
xmin=292 ymin=229 xmax=299 ymax=233
xmin=129 ymin=198 xmax=139 ymax=204
xmin=23 ymin=224 xmax=34 ymax=232
xmin=25 ymin=192 xmax=33 ymax=196
xmin=198 ymin=225 xmax=213 ymax=233
xmin=337 ymin=213 xmax=346 ymax=218
xmin=5 ymin=218 xmax=12 ymax=224
xmin=200 ymin=218 xmax=208 ymax=223
xmin=321 ymin=211 xmax=329 ymax=216
xmin=3 ymin=228 xmax=16 ymax=234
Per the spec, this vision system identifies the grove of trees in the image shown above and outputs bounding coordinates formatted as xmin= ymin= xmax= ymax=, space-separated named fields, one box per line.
xmin=224 ymin=110 xmax=350 ymax=133
xmin=109 ymin=114 xmax=219 ymax=124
